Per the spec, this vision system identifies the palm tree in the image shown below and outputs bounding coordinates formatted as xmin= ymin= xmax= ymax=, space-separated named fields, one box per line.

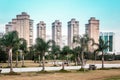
xmin=13 ymin=44 xmax=20 ymax=67
xmin=19 ymin=38 xmax=27 ymax=67
xmin=94 ymin=38 xmax=109 ymax=68
xmin=0 ymin=38 xmax=7 ymax=63
xmin=61 ymin=46 xmax=71 ymax=69
xmin=2 ymin=31 xmax=19 ymax=72
xmin=51 ymin=44 xmax=60 ymax=66
xmin=73 ymin=34 xmax=94 ymax=69
xmin=72 ymin=46 xmax=82 ymax=66
xmin=35 ymin=38 xmax=54 ymax=71
xmin=29 ymin=45 xmax=36 ymax=62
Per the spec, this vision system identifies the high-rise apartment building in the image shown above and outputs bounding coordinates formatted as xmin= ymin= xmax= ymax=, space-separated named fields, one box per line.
xmin=0 ymin=32 xmax=3 ymax=38
xmin=37 ymin=21 xmax=46 ymax=41
xmin=68 ymin=18 xmax=79 ymax=49
xmin=5 ymin=12 xmax=33 ymax=47
xmin=85 ymin=17 xmax=99 ymax=44
xmin=52 ymin=20 xmax=62 ymax=47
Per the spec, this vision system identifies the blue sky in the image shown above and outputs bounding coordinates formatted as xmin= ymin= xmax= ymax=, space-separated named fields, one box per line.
xmin=0 ymin=0 xmax=120 ymax=39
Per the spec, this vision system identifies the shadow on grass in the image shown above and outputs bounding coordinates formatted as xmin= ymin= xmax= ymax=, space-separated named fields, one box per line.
xmin=36 ymin=69 xmax=71 ymax=74
xmin=98 ymin=67 xmax=120 ymax=70
xmin=55 ymin=69 xmax=71 ymax=73
xmin=3 ymin=71 xmax=21 ymax=75
xmin=77 ymin=68 xmax=89 ymax=73
xmin=37 ymin=70 xmax=53 ymax=74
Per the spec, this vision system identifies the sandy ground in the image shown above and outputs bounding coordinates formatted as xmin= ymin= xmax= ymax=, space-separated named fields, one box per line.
xmin=1 ymin=60 xmax=120 ymax=68
xmin=0 ymin=69 xmax=120 ymax=80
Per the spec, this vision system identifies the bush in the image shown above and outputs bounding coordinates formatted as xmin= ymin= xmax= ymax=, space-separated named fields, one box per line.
xmin=0 ymin=51 xmax=7 ymax=63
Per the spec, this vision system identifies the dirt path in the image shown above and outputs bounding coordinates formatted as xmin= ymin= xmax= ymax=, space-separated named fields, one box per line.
xmin=0 ymin=69 xmax=120 ymax=80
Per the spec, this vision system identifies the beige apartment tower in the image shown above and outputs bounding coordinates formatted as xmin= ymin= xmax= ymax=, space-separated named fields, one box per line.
xmin=85 ymin=17 xmax=99 ymax=44
xmin=52 ymin=20 xmax=62 ymax=47
xmin=68 ymin=18 xmax=79 ymax=49
xmin=37 ymin=21 xmax=46 ymax=41
xmin=5 ymin=12 xmax=33 ymax=47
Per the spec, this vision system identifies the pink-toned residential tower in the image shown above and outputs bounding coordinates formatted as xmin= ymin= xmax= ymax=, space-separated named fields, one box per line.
xmin=37 ymin=21 xmax=46 ymax=41
xmin=5 ymin=12 xmax=33 ymax=47
xmin=85 ymin=17 xmax=99 ymax=44
xmin=68 ymin=18 xmax=79 ymax=49
xmin=52 ymin=20 xmax=62 ymax=48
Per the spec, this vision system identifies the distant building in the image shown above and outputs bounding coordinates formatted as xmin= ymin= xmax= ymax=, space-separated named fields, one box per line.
xmin=85 ymin=17 xmax=99 ymax=44
xmin=68 ymin=18 xmax=79 ymax=49
xmin=5 ymin=12 xmax=33 ymax=47
xmin=62 ymin=35 xmax=67 ymax=48
xmin=100 ymin=32 xmax=115 ymax=54
xmin=52 ymin=20 xmax=62 ymax=47
xmin=0 ymin=32 xmax=3 ymax=38
xmin=37 ymin=21 xmax=46 ymax=41
xmin=114 ymin=33 xmax=120 ymax=54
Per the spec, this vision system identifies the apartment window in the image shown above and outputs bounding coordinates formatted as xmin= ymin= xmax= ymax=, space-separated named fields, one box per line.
xmin=57 ymin=27 xmax=60 ymax=32
xmin=30 ymin=39 xmax=33 ymax=44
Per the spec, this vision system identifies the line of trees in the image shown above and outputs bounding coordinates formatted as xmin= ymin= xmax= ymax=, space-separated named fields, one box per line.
xmin=0 ymin=31 xmax=119 ymax=73
xmin=0 ymin=31 xmax=27 ymax=72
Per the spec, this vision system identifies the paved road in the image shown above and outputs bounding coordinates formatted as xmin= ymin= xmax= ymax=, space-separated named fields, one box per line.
xmin=1 ymin=64 xmax=120 ymax=73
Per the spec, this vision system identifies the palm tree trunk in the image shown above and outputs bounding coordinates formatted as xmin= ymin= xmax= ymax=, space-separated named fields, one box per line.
xmin=74 ymin=58 xmax=77 ymax=66
xmin=15 ymin=52 xmax=18 ymax=67
xmin=8 ymin=52 xmax=10 ymax=67
xmin=102 ymin=51 xmax=104 ymax=68
xmin=9 ymin=48 xmax=13 ymax=72
xmin=62 ymin=60 xmax=65 ymax=70
xmin=22 ymin=54 xmax=24 ymax=67
xmin=94 ymin=52 xmax=97 ymax=64
xmin=81 ymin=52 xmax=85 ymax=70
xmin=42 ymin=53 xmax=45 ymax=71
xmin=66 ymin=55 xmax=69 ymax=66
xmin=54 ymin=55 xmax=56 ymax=66
xmin=38 ymin=54 xmax=41 ymax=66
xmin=77 ymin=54 xmax=81 ymax=65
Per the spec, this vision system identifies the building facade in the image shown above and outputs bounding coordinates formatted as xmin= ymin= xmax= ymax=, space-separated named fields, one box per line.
xmin=37 ymin=21 xmax=46 ymax=41
xmin=0 ymin=32 xmax=3 ymax=38
xmin=85 ymin=17 xmax=99 ymax=44
xmin=5 ymin=12 xmax=33 ymax=47
xmin=68 ymin=18 xmax=79 ymax=49
xmin=100 ymin=32 xmax=115 ymax=54
xmin=52 ymin=20 xmax=62 ymax=47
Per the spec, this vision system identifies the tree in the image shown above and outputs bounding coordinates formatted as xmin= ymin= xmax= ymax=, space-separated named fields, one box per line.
xmin=72 ymin=46 xmax=82 ymax=66
xmin=73 ymin=34 xmax=94 ymax=69
xmin=35 ymin=38 xmax=54 ymax=71
xmin=61 ymin=46 xmax=71 ymax=69
xmin=0 ymin=38 xmax=7 ymax=62
xmin=51 ymin=44 xmax=60 ymax=66
xmin=28 ymin=45 xmax=36 ymax=61
xmin=94 ymin=38 xmax=109 ymax=68
xmin=2 ymin=31 xmax=19 ymax=72
xmin=12 ymin=43 xmax=20 ymax=67
xmin=19 ymin=38 xmax=27 ymax=67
